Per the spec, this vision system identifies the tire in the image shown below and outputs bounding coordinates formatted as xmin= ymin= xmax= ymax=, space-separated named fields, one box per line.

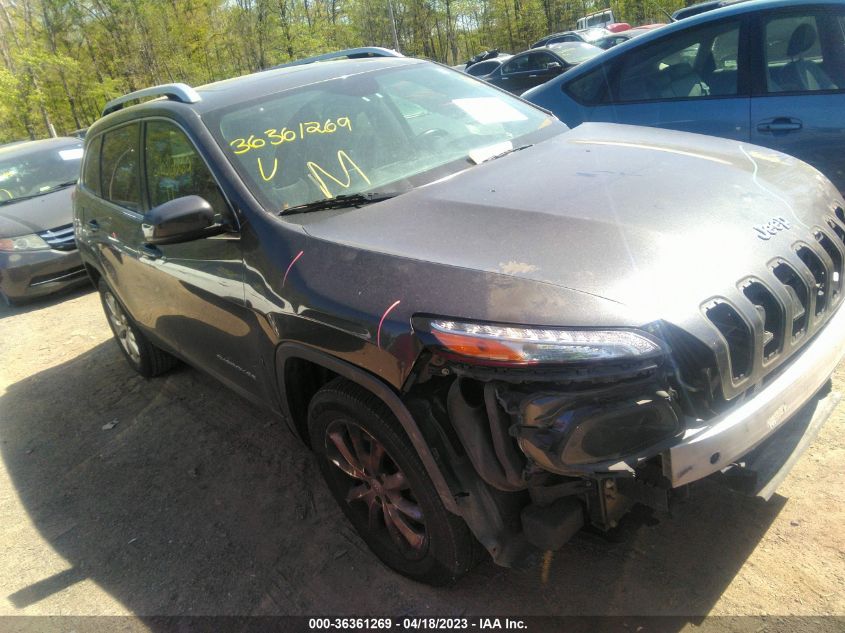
xmin=97 ymin=278 xmax=178 ymax=378
xmin=308 ymin=378 xmax=477 ymax=585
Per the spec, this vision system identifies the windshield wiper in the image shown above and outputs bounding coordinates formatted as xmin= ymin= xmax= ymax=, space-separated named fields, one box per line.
xmin=0 ymin=180 xmax=78 ymax=206
xmin=279 ymin=192 xmax=399 ymax=216
xmin=479 ymin=144 xmax=534 ymax=164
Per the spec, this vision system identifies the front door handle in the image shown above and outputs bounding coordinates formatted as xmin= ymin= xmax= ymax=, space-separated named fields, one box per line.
xmin=757 ymin=117 xmax=803 ymax=133
xmin=87 ymin=219 xmax=100 ymax=232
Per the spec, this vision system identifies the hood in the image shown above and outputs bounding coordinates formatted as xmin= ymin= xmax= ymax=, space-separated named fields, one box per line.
xmin=0 ymin=186 xmax=75 ymax=238
xmin=302 ymin=123 xmax=843 ymax=326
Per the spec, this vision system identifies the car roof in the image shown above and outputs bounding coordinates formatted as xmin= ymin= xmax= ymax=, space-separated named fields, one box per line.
xmin=556 ymin=0 xmax=838 ymax=82
xmin=672 ymin=0 xmax=751 ymax=20
xmin=0 ymin=136 xmax=82 ymax=160
xmin=90 ymin=56 xmax=427 ymax=133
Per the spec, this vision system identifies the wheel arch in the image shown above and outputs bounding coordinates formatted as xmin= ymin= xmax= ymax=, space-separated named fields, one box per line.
xmin=275 ymin=342 xmax=459 ymax=513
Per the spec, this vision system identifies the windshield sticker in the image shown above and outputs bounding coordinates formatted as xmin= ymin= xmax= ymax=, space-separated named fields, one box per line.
xmin=229 ymin=117 xmax=352 ymax=155
xmin=307 ymin=150 xmax=371 ymax=199
xmin=452 ymin=98 xmax=528 ymax=125
xmin=58 ymin=148 xmax=83 ymax=161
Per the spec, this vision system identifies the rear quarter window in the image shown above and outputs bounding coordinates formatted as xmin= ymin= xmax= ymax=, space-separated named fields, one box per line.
xmin=565 ymin=65 xmax=613 ymax=106
xmin=100 ymin=123 xmax=141 ymax=211
xmin=81 ymin=135 xmax=101 ymax=196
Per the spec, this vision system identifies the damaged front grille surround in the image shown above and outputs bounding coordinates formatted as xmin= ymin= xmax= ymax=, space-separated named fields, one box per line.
xmin=702 ymin=221 xmax=845 ymax=401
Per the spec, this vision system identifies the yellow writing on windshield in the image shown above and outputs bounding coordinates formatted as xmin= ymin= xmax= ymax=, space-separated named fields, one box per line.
xmin=307 ymin=150 xmax=370 ymax=199
xmin=229 ymin=117 xmax=352 ymax=155
xmin=0 ymin=188 xmax=12 ymax=200
xmin=257 ymin=157 xmax=278 ymax=181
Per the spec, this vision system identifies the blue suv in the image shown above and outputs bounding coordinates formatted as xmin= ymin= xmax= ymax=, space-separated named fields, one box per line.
xmin=524 ymin=0 xmax=845 ymax=193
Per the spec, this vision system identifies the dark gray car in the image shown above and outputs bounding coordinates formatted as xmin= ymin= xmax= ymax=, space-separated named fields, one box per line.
xmin=0 ymin=137 xmax=87 ymax=304
xmin=73 ymin=57 xmax=845 ymax=586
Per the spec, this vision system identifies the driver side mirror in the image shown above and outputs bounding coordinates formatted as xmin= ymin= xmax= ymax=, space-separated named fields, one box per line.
xmin=547 ymin=61 xmax=563 ymax=73
xmin=142 ymin=195 xmax=223 ymax=245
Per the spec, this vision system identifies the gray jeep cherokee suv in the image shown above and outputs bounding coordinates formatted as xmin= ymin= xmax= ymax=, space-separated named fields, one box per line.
xmin=73 ymin=56 xmax=845 ymax=585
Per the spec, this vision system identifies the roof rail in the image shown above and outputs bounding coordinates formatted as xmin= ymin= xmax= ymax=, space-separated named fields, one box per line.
xmin=102 ymin=83 xmax=201 ymax=117
xmin=273 ymin=47 xmax=402 ymax=70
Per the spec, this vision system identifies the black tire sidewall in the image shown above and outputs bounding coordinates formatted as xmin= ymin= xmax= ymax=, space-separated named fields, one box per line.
xmin=309 ymin=383 xmax=472 ymax=585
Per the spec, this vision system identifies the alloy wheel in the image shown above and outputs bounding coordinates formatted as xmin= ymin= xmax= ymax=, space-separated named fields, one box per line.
xmin=324 ymin=420 xmax=428 ymax=558
xmin=103 ymin=291 xmax=141 ymax=365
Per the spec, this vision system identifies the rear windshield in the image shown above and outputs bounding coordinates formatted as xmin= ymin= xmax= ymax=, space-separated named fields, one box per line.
xmin=206 ymin=63 xmax=561 ymax=212
xmin=0 ymin=143 xmax=83 ymax=205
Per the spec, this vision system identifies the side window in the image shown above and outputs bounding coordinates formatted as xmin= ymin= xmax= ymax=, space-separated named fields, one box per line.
xmin=566 ymin=65 xmax=614 ymax=106
xmin=100 ymin=123 xmax=141 ymax=211
xmin=81 ymin=135 xmax=101 ymax=196
xmin=503 ymin=54 xmax=542 ymax=74
xmin=502 ymin=56 xmax=522 ymax=74
xmin=615 ymin=20 xmax=741 ymax=102
xmin=467 ymin=61 xmax=498 ymax=77
xmin=764 ymin=12 xmax=844 ymax=93
xmin=533 ymin=53 xmax=559 ymax=71
xmin=144 ymin=120 xmax=228 ymax=216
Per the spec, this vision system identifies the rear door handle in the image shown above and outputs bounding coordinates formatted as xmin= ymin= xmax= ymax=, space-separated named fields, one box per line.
xmin=757 ymin=117 xmax=803 ymax=133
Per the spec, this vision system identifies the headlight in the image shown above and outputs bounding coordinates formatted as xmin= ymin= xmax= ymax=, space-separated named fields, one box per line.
xmin=418 ymin=317 xmax=664 ymax=365
xmin=0 ymin=233 xmax=50 ymax=252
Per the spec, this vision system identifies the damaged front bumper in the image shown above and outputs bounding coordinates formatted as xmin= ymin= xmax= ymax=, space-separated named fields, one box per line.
xmin=664 ymin=297 xmax=845 ymax=489
xmin=497 ymin=300 xmax=845 ymax=494
xmin=411 ymin=304 xmax=845 ymax=563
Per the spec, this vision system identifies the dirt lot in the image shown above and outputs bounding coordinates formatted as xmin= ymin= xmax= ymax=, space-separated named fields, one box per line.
xmin=1 ymin=287 xmax=844 ymax=628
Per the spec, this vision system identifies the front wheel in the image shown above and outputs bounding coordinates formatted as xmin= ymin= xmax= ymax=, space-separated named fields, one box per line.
xmin=98 ymin=278 xmax=177 ymax=378
xmin=308 ymin=378 xmax=477 ymax=585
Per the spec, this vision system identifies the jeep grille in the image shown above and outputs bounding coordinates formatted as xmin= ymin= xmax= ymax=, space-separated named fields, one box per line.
xmin=701 ymin=210 xmax=845 ymax=401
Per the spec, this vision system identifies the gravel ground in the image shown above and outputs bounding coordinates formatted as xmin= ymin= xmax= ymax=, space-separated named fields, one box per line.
xmin=1 ymin=287 xmax=843 ymax=629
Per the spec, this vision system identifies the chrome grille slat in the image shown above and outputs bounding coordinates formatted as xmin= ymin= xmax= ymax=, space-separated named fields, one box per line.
xmin=37 ymin=223 xmax=77 ymax=251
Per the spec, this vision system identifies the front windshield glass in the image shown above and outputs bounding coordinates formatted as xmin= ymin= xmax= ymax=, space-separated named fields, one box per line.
xmin=209 ymin=63 xmax=562 ymax=212
xmin=549 ymin=42 xmax=603 ymax=64
xmin=0 ymin=143 xmax=83 ymax=204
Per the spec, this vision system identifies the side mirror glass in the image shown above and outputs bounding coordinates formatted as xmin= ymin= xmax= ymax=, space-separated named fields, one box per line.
xmin=142 ymin=195 xmax=220 ymax=245
xmin=548 ymin=61 xmax=563 ymax=73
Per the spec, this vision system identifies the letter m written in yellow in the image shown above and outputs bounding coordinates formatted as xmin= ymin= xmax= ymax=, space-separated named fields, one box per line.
xmin=307 ymin=150 xmax=371 ymax=199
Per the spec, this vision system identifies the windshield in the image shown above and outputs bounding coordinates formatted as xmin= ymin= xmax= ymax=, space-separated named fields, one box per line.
xmin=549 ymin=42 xmax=604 ymax=64
xmin=0 ymin=143 xmax=82 ymax=204
xmin=208 ymin=63 xmax=562 ymax=212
